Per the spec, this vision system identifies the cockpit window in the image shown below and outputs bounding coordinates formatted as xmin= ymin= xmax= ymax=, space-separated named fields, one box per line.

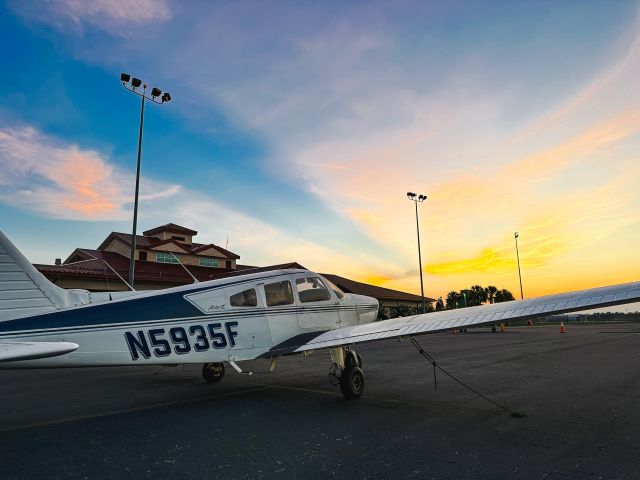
xmin=230 ymin=288 xmax=257 ymax=307
xmin=296 ymin=277 xmax=331 ymax=303
xmin=323 ymin=278 xmax=345 ymax=299
xmin=264 ymin=281 xmax=294 ymax=306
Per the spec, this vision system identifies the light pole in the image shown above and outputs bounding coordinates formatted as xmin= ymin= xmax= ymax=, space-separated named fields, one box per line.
xmin=407 ymin=192 xmax=427 ymax=313
xmin=120 ymin=73 xmax=171 ymax=287
xmin=514 ymin=232 xmax=524 ymax=300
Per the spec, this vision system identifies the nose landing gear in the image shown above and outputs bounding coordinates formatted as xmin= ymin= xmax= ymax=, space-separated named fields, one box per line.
xmin=329 ymin=347 xmax=364 ymax=399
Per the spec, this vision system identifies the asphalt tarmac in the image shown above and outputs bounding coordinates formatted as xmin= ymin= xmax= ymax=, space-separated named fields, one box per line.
xmin=1 ymin=324 xmax=639 ymax=479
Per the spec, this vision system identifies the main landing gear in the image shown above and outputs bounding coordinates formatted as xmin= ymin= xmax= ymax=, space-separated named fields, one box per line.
xmin=202 ymin=362 xmax=225 ymax=383
xmin=329 ymin=347 xmax=364 ymax=399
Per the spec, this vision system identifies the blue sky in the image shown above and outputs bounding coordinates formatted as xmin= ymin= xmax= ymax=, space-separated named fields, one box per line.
xmin=1 ymin=0 xmax=639 ymax=299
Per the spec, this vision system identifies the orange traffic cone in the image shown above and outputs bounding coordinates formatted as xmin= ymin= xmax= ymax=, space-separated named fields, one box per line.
xmin=500 ymin=323 xmax=505 ymax=332
xmin=560 ymin=322 xmax=566 ymax=333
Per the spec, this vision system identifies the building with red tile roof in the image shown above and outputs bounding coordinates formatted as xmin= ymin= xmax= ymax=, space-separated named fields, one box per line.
xmin=36 ymin=223 xmax=242 ymax=291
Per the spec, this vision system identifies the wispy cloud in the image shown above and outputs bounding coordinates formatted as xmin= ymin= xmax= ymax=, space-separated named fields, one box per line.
xmin=9 ymin=0 xmax=170 ymax=34
xmin=0 ymin=126 xmax=180 ymax=220
xmin=507 ymin=12 xmax=640 ymax=145
xmin=157 ymin=195 xmax=392 ymax=277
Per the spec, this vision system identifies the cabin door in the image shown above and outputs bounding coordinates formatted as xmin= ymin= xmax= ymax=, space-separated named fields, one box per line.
xmin=293 ymin=275 xmax=340 ymax=330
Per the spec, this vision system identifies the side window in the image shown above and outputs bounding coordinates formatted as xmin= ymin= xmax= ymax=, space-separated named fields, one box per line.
xmin=296 ymin=277 xmax=331 ymax=303
xmin=230 ymin=288 xmax=257 ymax=307
xmin=264 ymin=281 xmax=294 ymax=307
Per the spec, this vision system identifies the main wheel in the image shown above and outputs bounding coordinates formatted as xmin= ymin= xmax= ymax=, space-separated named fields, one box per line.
xmin=340 ymin=365 xmax=365 ymax=399
xmin=344 ymin=351 xmax=362 ymax=369
xmin=202 ymin=362 xmax=225 ymax=383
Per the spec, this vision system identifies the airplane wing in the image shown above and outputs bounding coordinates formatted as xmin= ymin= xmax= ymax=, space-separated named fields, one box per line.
xmin=295 ymin=281 xmax=640 ymax=352
xmin=0 ymin=341 xmax=79 ymax=362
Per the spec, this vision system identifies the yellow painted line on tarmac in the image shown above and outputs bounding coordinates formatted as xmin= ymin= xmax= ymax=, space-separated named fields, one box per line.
xmin=0 ymin=386 xmax=273 ymax=433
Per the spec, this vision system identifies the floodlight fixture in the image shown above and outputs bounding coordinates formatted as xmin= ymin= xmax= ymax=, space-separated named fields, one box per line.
xmin=418 ymin=194 xmax=427 ymax=201
xmin=131 ymin=77 xmax=142 ymax=88
xmin=151 ymin=87 xmax=162 ymax=98
xmin=407 ymin=192 xmax=416 ymax=199
xmin=120 ymin=73 xmax=131 ymax=83
xmin=514 ymin=232 xmax=519 ymax=238
xmin=161 ymin=92 xmax=171 ymax=103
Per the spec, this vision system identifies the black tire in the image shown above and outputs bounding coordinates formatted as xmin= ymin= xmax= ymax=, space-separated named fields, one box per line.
xmin=202 ymin=362 xmax=225 ymax=383
xmin=344 ymin=351 xmax=363 ymax=370
xmin=340 ymin=365 xmax=365 ymax=399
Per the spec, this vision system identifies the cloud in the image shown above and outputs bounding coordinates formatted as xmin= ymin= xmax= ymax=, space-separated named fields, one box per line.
xmin=425 ymin=109 xmax=640 ymax=215
xmin=0 ymin=126 xmax=180 ymax=220
xmin=139 ymin=191 xmax=402 ymax=282
xmin=9 ymin=0 xmax=171 ymax=34
xmin=507 ymin=12 xmax=640 ymax=145
xmin=426 ymin=173 xmax=640 ymax=277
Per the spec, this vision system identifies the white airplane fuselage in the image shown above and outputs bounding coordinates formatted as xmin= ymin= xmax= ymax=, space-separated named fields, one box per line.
xmin=0 ymin=269 xmax=379 ymax=368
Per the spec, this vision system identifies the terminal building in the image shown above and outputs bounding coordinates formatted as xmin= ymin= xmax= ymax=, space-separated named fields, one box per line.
xmin=34 ymin=223 xmax=433 ymax=314
xmin=35 ymin=223 xmax=240 ymax=291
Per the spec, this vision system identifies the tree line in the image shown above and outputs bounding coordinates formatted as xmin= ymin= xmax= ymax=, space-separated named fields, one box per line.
xmin=379 ymin=285 xmax=515 ymax=320
xmin=441 ymin=285 xmax=515 ymax=310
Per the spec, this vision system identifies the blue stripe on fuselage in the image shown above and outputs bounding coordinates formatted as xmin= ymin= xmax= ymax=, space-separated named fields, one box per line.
xmin=0 ymin=289 xmax=203 ymax=333
xmin=0 ymin=271 xmax=301 ymax=334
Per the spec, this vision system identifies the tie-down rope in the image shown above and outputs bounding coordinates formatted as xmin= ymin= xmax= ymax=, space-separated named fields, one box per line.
xmin=410 ymin=337 xmax=525 ymax=418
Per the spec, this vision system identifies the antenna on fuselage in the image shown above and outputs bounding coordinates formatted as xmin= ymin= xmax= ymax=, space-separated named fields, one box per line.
xmin=170 ymin=252 xmax=199 ymax=284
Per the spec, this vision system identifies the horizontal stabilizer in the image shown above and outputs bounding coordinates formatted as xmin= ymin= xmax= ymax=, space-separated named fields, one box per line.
xmin=0 ymin=341 xmax=79 ymax=362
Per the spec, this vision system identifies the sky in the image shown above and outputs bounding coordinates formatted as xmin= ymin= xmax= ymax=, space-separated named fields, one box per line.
xmin=0 ymin=0 xmax=639 ymax=303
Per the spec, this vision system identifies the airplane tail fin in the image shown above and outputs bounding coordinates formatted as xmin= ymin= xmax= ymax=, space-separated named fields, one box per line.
xmin=0 ymin=230 xmax=90 ymax=321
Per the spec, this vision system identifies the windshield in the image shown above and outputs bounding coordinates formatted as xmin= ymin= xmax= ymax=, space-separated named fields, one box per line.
xmin=322 ymin=278 xmax=345 ymax=299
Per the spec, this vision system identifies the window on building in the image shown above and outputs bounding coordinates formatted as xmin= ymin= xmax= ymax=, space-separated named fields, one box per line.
xmin=171 ymin=236 xmax=186 ymax=241
xmin=139 ymin=251 xmax=147 ymax=261
xmin=199 ymin=257 xmax=219 ymax=268
xmin=230 ymin=288 xmax=257 ymax=307
xmin=296 ymin=277 xmax=331 ymax=303
xmin=264 ymin=281 xmax=294 ymax=307
xmin=225 ymin=260 xmax=232 ymax=269
xmin=156 ymin=252 xmax=179 ymax=264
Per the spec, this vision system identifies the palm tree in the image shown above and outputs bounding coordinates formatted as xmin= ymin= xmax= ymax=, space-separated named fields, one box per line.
xmin=495 ymin=288 xmax=515 ymax=303
xmin=485 ymin=285 xmax=498 ymax=304
xmin=469 ymin=285 xmax=487 ymax=306
xmin=445 ymin=291 xmax=461 ymax=309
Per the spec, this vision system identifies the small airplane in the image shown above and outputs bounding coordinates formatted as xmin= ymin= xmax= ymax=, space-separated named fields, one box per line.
xmin=1 ymin=230 xmax=639 ymax=398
